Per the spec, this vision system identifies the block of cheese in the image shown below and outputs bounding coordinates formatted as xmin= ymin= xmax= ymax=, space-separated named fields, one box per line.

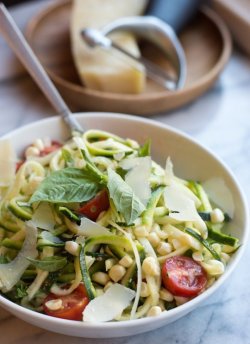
xmin=70 ymin=0 xmax=147 ymax=94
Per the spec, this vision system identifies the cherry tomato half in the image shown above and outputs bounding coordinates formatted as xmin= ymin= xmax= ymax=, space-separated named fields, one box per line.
xmin=43 ymin=284 xmax=89 ymax=320
xmin=40 ymin=141 xmax=62 ymax=157
xmin=162 ymin=256 xmax=207 ymax=297
xmin=78 ymin=189 xmax=110 ymax=221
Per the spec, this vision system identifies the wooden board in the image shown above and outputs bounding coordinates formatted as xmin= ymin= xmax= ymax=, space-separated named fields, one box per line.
xmin=26 ymin=0 xmax=232 ymax=115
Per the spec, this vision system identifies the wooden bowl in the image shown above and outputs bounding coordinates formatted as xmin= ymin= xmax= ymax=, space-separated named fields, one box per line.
xmin=26 ymin=0 xmax=232 ymax=115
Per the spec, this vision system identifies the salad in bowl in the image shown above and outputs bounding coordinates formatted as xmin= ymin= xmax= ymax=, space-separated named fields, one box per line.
xmin=0 ymin=123 xmax=240 ymax=323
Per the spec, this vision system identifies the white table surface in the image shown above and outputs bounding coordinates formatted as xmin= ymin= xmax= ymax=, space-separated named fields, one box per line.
xmin=0 ymin=1 xmax=250 ymax=343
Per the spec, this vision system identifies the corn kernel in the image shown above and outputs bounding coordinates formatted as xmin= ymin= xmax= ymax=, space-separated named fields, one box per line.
xmin=105 ymin=258 xmax=117 ymax=271
xmin=142 ymin=257 xmax=160 ymax=276
xmin=92 ymin=272 xmax=110 ymax=286
xmin=192 ymin=251 xmax=203 ymax=262
xmin=157 ymin=242 xmax=172 ymax=256
xmin=134 ymin=225 xmax=148 ymax=238
xmin=119 ymin=255 xmax=133 ymax=268
xmin=210 ymin=208 xmax=225 ymax=223
xmin=147 ymin=306 xmax=162 ymax=317
xmin=45 ymin=299 xmax=63 ymax=311
xmin=159 ymin=288 xmax=174 ymax=302
xmin=174 ymin=296 xmax=189 ymax=306
xmin=65 ymin=241 xmax=79 ymax=256
xmin=108 ymin=264 xmax=126 ymax=282
xmin=148 ymin=232 xmax=160 ymax=247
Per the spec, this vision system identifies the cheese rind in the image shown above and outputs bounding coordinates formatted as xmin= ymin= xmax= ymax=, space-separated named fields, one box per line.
xmin=70 ymin=0 xmax=147 ymax=94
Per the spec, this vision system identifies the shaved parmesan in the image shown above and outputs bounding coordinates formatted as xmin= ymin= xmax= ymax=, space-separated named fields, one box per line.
xmin=83 ymin=283 xmax=135 ymax=322
xmin=165 ymin=157 xmax=201 ymax=207
xmin=202 ymin=178 xmax=234 ymax=218
xmin=165 ymin=157 xmax=174 ymax=184
xmin=77 ymin=217 xmax=111 ymax=237
xmin=32 ymin=202 xmax=56 ymax=231
xmin=0 ymin=139 xmax=16 ymax=187
xmin=0 ymin=222 xmax=38 ymax=291
xmin=164 ymin=184 xmax=207 ymax=237
xmin=120 ymin=157 xmax=151 ymax=206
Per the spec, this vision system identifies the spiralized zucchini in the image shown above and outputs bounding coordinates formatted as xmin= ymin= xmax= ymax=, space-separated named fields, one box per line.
xmin=0 ymin=130 xmax=239 ymax=321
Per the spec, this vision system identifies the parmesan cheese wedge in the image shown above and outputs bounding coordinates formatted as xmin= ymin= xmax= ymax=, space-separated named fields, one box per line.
xmin=120 ymin=157 xmax=151 ymax=206
xmin=78 ymin=217 xmax=112 ymax=237
xmin=83 ymin=283 xmax=135 ymax=322
xmin=0 ymin=139 xmax=16 ymax=187
xmin=32 ymin=202 xmax=56 ymax=231
xmin=202 ymin=177 xmax=234 ymax=218
xmin=70 ymin=0 xmax=147 ymax=94
xmin=164 ymin=184 xmax=207 ymax=237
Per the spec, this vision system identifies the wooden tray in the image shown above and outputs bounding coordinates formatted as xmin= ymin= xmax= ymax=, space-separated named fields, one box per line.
xmin=26 ymin=0 xmax=232 ymax=115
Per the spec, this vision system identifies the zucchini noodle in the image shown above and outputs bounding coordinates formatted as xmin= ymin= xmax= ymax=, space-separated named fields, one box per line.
xmin=0 ymin=130 xmax=239 ymax=322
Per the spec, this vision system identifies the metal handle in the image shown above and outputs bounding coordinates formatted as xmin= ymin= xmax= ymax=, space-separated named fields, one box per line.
xmin=146 ymin=0 xmax=200 ymax=32
xmin=0 ymin=3 xmax=82 ymax=133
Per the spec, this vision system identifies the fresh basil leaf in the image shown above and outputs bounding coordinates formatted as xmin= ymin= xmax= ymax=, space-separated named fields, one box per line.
xmin=27 ymin=256 xmax=67 ymax=272
xmin=138 ymin=139 xmax=151 ymax=157
xmin=30 ymin=168 xmax=101 ymax=204
xmin=81 ymin=149 xmax=107 ymax=184
xmin=107 ymin=168 xmax=145 ymax=225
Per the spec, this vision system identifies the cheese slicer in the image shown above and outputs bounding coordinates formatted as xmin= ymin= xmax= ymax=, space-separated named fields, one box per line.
xmin=81 ymin=0 xmax=200 ymax=91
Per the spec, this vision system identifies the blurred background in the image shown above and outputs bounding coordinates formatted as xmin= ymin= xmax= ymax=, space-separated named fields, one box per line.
xmin=3 ymin=0 xmax=32 ymax=6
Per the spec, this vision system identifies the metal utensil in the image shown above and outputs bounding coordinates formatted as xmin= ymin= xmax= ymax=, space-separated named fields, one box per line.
xmin=0 ymin=3 xmax=82 ymax=134
xmin=81 ymin=16 xmax=186 ymax=91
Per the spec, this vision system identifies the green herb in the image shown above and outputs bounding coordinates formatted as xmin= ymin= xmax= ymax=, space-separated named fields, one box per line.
xmin=5 ymin=281 xmax=28 ymax=301
xmin=29 ymin=168 xmax=101 ymax=204
xmin=15 ymin=283 xmax=28 ymax=298
xmin=27 ymin=256 xmax=67 ymax=272
xmin=138 ymin=139 xmax=151 ymax=157
xmin=107 ymin=168 xmax=145 ymax=225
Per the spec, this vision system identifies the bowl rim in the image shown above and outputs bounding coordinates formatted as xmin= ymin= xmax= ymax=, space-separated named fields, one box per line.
xmin=1 ymin=112 xmax=249 ymax=332
xmin=25 ymin=2 xmax=232 ymax=101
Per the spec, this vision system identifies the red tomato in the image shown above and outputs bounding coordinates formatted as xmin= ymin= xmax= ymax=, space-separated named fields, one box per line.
xmin=78 ymin=189 xmax=110 ymax=221
xmin=16 ymin=160 xmax=24 ymax=172
xmin=40 ymin=141 xmax=62 ymax=157
xmin=162 ymin=256 xmax=207 ymax=297
xmin=43 ymin=284 xmax=89 ymax=321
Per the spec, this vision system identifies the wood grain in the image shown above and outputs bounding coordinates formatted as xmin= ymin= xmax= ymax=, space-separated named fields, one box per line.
xmin=25 ymin=0 xmax=232 ymax=115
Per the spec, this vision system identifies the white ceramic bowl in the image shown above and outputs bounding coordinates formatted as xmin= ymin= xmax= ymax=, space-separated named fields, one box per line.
xmin=1 ymin=113 xmax=249 ymax=338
